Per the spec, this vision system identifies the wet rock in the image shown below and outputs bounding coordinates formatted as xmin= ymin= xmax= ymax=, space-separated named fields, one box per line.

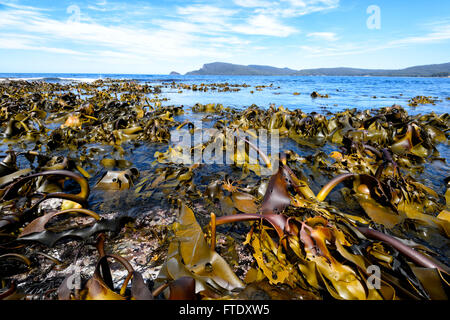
xmin=310 ymin=91 xmax=329 ymax=98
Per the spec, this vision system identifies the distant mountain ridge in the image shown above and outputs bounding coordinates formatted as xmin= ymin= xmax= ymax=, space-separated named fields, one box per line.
xmin=185 ymin=62 xmax=450 ymax=77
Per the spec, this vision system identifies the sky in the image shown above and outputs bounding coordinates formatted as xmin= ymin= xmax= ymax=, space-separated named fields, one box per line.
xmin=0 ymin=0 xmax=449 ymax=74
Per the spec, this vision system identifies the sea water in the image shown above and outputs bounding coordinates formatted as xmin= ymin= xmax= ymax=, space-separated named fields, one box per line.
xmin=1 ymin=73 xmax=449 ymax=115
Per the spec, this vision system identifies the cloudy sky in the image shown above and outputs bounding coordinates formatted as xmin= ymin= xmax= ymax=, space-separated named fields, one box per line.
xmin=0 ymin=0 xmax=449 ymax=74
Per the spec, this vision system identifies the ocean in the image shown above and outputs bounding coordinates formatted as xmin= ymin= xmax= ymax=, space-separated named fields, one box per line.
xmin=1 ymin=73 xmax=449 ymax=115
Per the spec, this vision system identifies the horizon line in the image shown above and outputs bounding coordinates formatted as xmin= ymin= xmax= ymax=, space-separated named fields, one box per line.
xmin=1 ymin=60 xmax=449 ymax=76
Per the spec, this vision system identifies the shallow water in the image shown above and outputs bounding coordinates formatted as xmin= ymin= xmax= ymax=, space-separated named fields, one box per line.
xmin=1 ymin=73 xmax=449 ymax=114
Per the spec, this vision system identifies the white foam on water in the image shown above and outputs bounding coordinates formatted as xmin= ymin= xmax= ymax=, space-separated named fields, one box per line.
xmin=0 ymin=77 xmax=45 ymax=81
xmin=0 ymin=77 xmax=102 ymax=83
xmin=57 ymin=77 xmax=102 ymax=83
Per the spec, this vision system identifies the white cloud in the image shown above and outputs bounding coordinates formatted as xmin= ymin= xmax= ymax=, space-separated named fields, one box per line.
xmin=0 ymin=5 xmax=231 ymax=62
xmin=307 ymin=32 xmax=338 ymax=41
xmin=232 ymin=15 xmax=298 ymax=37
xmin=233 ymin=0 xmax=273 ymax=7
xmin=177 ymin=5 xmax=237 ymax=18
xmin=249 ymin=0 xmax=339 ymax=17
xmin=300 ymin=22 xmax=450 ymax=59
xmin=233 ymin=0 xmax=339 ymax=16
xmin=0 ymin=1 xmax=342 ymax=72
xmin=172 ymin=4 xmax=236 ymax=31
xmin=0 ymin=33 xmax=86 ymax=55
xmin=86 ymin=0 xmax=127 ymax=12
xmin=389 ymin=24 xmax=450 ymax=45
xmin=160 ymin=5 xmax=297 ymax=38
xmin=86 ymin=5 xmax=108 ymax=12
xmin=0 ymin=1 xmax=49 ymax=11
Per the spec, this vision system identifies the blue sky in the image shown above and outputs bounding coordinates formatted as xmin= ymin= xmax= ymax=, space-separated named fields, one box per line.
xmin=0 ymin=0 xmax=449 ymax=74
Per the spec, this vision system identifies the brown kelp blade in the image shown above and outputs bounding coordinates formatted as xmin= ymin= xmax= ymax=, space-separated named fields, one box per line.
xmin=130 ymin=271 xmax=153 ymax=300
xmin=0 ymin=281 xmax=25 ymax=300
xmin=0 ymin=253 xmax=32 ymax=268
xmin=0 ymin=253 xmax=31 ymax=300
xmin=0 ymin=170 xmax=91 ymax=231
xmin=357 ymin=227 xmax=450 ymax=274
xmin=215 ymin=213 xmax=287 ymax=243
xmin=156 ymin=204 xmax=244 ymax=296
xmin=94 ymin=168 xmax=140 ymax=190
xmin=72 ymin=254 xmax=152 ymax=300
xmin=260 ymin=165 xmax=291 ymax=215
xmin=96 ymin=233 xmax=114 ymax=290
xmin=82 ymin=255 xmax=130 ymax=300
xmin=1 ymin=170 xmax=90 ymax=206
xmin=231 ymin=191 xmax=258 ymax=214
xmin=168 ymin=276 xmax=197 ymax=300
xmin=19 ymin=209 xmax=100 ymax=237
xmin=18 ymin=213 xmax=128 ymax=247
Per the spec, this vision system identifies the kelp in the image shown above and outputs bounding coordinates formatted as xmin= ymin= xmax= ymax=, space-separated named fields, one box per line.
xmin=95 ymin=168 xmax=140 ymax=190
xmin=58 ymin=253 xmax=152 ymax=300
xmin=192 ymin=103 xmax=224 ymax=113
xmin=207 ymin=159 xmax=450 ymax=300
xmin=0 ymin=253 xmax=31 ymax=300
xmin=154 ymin=204 xmax=244 ymax=297
xmin=0 ymin=169 xmax=90 ymax=234
xmin=408 ymin=96 xmax=436 ymax=107
xmin=310 ymin=91 xmax=329 ymax=98
xmin=1 ymin=169 xmax=89 ymax=207
xmin=0 ymin=151 xmax=17 ymax=177
xmin=0 ymin=80 xmax=180 ymax=148
xmin=0 ymin=79 xmax=449 ymax=300
xmin=17 ymin=209 xmax=127 ymax=247
xmin=56 ymin=232 xmax=153 ymax=300
xmin=318 ymin=168 xmax=450 ymax=237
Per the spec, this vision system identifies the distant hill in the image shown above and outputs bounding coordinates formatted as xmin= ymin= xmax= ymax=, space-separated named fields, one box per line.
xmin=186 ymin=62 xmax=298 ymax=76
xmin=185 ymin=62 xmax=450 ymax=77
xmin=169 ymin=71 xmax=180 ymax=75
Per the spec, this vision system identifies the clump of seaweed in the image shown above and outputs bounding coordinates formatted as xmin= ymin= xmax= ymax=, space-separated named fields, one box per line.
xmin=311 ymin=91 xmax=329 ymax=98
xmin=408 ymin=96 xmax=436 ymax=106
